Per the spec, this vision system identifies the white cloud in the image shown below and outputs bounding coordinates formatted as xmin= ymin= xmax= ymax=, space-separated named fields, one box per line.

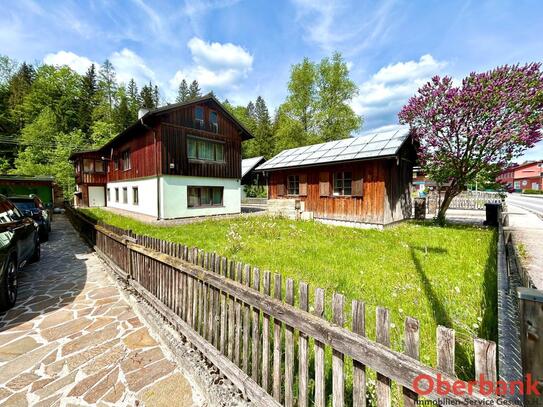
xmin=291 ymin=0 xmax=396 ymax=53
xmin=351 ymin=54 xmax=448 ymax=130
xmin=43 ymin=51 xmax=96 ymax=74
xmin=109 ymin=48 xmax=157 ymax=85
xmin=169 ymin=37 xmax=253 ymax=92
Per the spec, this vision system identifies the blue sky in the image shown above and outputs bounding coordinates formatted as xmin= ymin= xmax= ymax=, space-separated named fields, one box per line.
xmin=1 ymin=0 xmax=543 ymax=160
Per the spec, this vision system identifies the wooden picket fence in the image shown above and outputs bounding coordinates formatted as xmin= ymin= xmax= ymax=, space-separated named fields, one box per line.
xmin=65 ymin=206 xmax=514 ymax=407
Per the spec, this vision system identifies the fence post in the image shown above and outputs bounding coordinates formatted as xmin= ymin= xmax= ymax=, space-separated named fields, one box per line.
xmin=518 ymin=287 xmax=543 ymax=403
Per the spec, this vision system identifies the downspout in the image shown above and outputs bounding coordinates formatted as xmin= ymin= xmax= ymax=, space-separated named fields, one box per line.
xmin=140 ymin=118 xmax=161 ymax=220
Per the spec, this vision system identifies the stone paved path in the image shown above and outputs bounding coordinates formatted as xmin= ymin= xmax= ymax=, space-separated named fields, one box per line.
xmin=0 ymin=215 xmax=199 ymax=406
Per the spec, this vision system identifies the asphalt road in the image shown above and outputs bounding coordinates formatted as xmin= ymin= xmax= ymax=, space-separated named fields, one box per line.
xmin=506 ymin=193 xmax=543 ymax=216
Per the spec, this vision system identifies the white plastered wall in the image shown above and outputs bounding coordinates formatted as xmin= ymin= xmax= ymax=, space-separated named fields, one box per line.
xmin=106 ymin=177 xmax=158 ymax=217
xmin=160 ymin=175 xmax=241 ymax=219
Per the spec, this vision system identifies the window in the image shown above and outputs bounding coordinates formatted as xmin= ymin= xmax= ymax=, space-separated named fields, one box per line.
xmin=333 ymin=172 xmax=352 ymax=196
xmin=107 ymin=188 xmax=111 ymax=201
xmin=287 ymin=175 xmax=299 ymax=195
xmin=115 ymin=188 xmax=119 ymax=202
xmin=83 ymin=159 xmax=93 ymax=173
xmin=121 ymin=150 xmax=131 ymax=171
xmin=195 ymin=106 xmax=204 ymax=129
xmin=133 ymin=187 xmax=139 ymax=205
xmin=210 ymin=111 xmax=218 ymax=133
xmin=122 ymin=187 xmax=128 ymax=203
xmin=187 ymin=186 xmax=223 ymax=208
xmin=187 ymin=137 xmax=225 ymax=162
xmin=114 ymin=159 xmax=119 ymax=170
xmin=94 ymin=160 xmax=105 ymax=173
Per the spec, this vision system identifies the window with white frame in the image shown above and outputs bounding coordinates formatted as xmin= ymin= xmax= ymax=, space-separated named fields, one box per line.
xmin=133 ymin=187 xmax=139 ymax=205
xmin=121 ymin=150 xmax=131 ymax=171
xmin=187 ymin=137 xmax=224 ymax=162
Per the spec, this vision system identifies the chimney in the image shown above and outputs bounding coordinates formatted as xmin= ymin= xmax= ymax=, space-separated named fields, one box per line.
xmin=138 ymin=108 xmax=150 ymax=120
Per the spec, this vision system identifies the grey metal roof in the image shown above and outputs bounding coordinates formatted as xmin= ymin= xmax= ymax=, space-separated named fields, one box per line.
xmin=256 ymin=126 xmax=410 ymax=171
xmin=242 ymin=156 xmax=265 ymax=178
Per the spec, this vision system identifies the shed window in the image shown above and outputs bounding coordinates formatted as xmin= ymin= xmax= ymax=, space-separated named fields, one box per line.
xmin=210 ymin=111 xmax=218 ymax=133
xmin=83 ymin=159 xmax=93 ymax=173
xmin=187 ymin=186 xmax=223 ymax=208
xmin=121 ymin=150 xmax=131 ymax=171
xmin=132 ymin=187 xmax=139 ymax=205
xmin=333 ymin=172 xmax=352 ymax=196
xmin=94 ymin=160 xmax=105 ymax=173
xmin=115 ymin=188 xmax=119 ymax=202
xmin=122 ymin=187 xmax=128 ymax=203
xmin=287 ymin=175 xmax=299 ymax=195
xmin=187 ymin=137 xmax=225 ymax=162
xmin=195 ymin=106 xmax=204 ymax=129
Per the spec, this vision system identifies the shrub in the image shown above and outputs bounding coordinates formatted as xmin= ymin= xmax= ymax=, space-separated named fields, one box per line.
xmin=522 ymin=189 xmax=543 ymax=194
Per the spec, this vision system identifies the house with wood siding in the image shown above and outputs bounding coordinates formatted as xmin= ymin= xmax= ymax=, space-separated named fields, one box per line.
xmin=256 ymin=127 xmax=416 ymax=227
xmin=70 ymin=95 xmax=253 ymax=219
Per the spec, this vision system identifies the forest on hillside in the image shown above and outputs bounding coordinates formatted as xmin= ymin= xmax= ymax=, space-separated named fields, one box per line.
xmin=0 ymin=52 xmax=362 ymax=197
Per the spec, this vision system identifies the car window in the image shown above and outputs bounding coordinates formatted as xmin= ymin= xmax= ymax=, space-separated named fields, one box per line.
xmin=0 ymin=199 xmax=22 ymax=223
xmin=12 ymin=201 xmax=36 ymax=211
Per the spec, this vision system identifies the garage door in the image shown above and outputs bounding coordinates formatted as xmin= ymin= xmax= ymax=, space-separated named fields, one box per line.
xmin=88 ymin=186 xmax=105 ymax=207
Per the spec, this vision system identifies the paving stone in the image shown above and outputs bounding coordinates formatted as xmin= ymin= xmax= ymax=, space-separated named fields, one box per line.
xmin=61 ymin=325 xmax=119 ymax=356
xmin=38 ymin=310 xmax=74 ymax=330
xmin=102 ymin=380 xmax=125 ymax=403
xmin=33 ymin=392 xmax=62 ymax=407
xmin=88 ymin=286 xmax=118 ymax=300
xmin=40 ymin=318 xmax=92 ymax=341
xmin=5 ymin=373 xmax=40 ymax=391
xmin=67 ymin=367 xmax=113 ymax=397
xmin=83 ymin=367 xmax=119 ymax=404
xmin=123 ymin=328 xmax=157 ymax=350
xmin=0 ymin=391 xmax=27 ymax=407
xmin=0 ymin=333 xmax=24 ymax=347
xmin=81 ymin=343 xmax=125 ymax=375
xmin=140 ymin=373 xmax=194 ymax=407
xmin=0 ymin=342 xmax=57 ymax=384
xmin=84 ymin=316 xmax=115 ymax=332
xmin=120 ymin=347 xmax=164 ymax=374
xmin=0 ymin=388 xmax=12 ymax=401
xmin=0 ymin=337 xmax=40 ymax=362
xmin=30 ymin=378 xmax=54 ymax=392
xmin=34 ymin=370 xmax=77 ymax=399
xmin=29 ymin=297 xmax=61 ymax=312
xmin=46 ymin=339 xmax=119 ymax=375
xmin=125 ymin=359 xmax=176 ymax=392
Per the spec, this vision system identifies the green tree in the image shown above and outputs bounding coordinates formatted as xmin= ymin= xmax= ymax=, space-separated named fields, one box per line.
xmin=0 ymin=55 xmax=18 ymax=85
xmin=8 ymin=62 xmax=35 ymax=130
xmin=114 ymin=86 xmax=131 ymax=132
xmin=176 ymin=79 xmax=189 ymax=103
xmin=253 ymin=96 xmax=274 ymax=158
xmin=126 ymin=79 xmax=139 ymax=121
xmin=139 ymin=82 xmax=157 ymax=109
xmin=188 ymin=80 xmax=201 ymax=99
xmin=315 ymin=52 xmax=361 ymax=141
xmin=98 ymin=60 xmax=116 ymax=112
xmin=79 ymin=64 xmax=97 ymax=136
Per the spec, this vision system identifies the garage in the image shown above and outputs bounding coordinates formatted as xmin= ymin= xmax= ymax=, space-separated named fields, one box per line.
xmin=88 ymin=186 xmax=105 ymax=207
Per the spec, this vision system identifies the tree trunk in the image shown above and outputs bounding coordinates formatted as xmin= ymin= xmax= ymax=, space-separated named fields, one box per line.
xmin=436 ymin=187 xmax=460 ymax=226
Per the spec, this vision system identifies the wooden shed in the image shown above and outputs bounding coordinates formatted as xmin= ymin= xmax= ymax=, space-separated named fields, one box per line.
xmin=256 ymin=127 xmax=416 ymax=227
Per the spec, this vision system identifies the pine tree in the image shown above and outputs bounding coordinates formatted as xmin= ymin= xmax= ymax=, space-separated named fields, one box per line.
xmin=114 ymin=86 xmax=131 ymax=132
xmin=176 ymin=79 xmax=189 ymax=103
xmin=98 ymin=59 xmax=116 ymax=113
xmin=254 ymin=96 xmax=274 ymax=158
xmin=126 ymin=79 xmax=139 ymax=121
xmin=188 ymin=80 xmax=201 ymax=99
xmin=139 ymin=83 xmax=156 ymax=109
xmin=153 ymin=85 xmax=160 ymax=107
xmin=79 ymin=64 xmax=97 ymax=136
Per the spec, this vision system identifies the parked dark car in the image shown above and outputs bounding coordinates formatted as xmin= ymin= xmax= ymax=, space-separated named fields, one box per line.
xmin=0 ymin=195 xmax=40 ymax=310
xmin=9 ymin=195 xmax=51 ymax=241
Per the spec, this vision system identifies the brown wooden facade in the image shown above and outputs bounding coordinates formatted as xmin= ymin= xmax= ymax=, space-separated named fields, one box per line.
xmin=267 ymin=143 xmax=415 ymax=225
xmin=71 ymin=96 xmax=250 ymax=207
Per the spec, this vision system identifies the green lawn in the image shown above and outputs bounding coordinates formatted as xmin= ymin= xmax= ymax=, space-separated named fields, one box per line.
xmin=80 ymin=208 xmax=497 ymax=379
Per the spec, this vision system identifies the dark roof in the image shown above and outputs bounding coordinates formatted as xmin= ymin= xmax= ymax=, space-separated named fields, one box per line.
xmin=0 ymin=175 xmax=55 ymax=182
xmin=257 ymin=127 xmax=411 ymax=172
xmin=70 ymin=95 xmax=253 ymax=160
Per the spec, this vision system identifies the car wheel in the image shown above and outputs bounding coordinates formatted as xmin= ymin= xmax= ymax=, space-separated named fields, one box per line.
xmin=0 ymin=258 xmax=18 ymax=311
xmin=30 ymin=239 xmax=41 ymax=263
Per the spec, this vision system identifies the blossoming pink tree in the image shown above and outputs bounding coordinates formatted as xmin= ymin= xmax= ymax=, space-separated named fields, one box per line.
xmin=399 ymin=64 xmax=543 ymax=224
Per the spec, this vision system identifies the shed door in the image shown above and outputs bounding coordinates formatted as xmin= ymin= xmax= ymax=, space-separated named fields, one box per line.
xmin=88 ymin=186 xmax=105 ymax=207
